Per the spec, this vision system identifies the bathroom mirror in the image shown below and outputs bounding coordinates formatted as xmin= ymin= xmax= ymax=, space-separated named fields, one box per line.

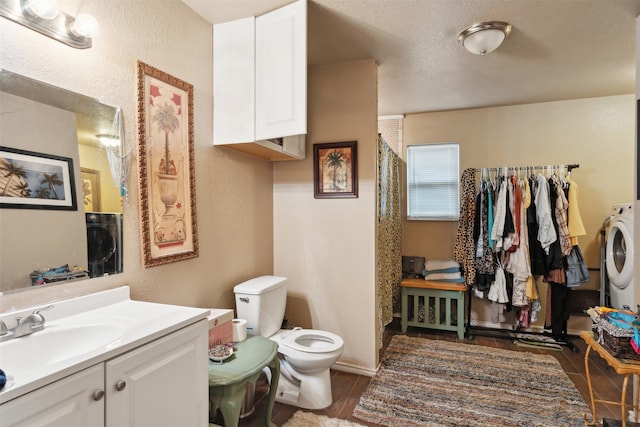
xmin=0 ymin=70 xmax=124 ymax=293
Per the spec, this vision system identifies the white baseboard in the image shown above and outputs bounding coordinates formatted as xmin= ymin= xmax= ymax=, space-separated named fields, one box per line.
xmin=332 ymin=361 xmax=378 ymax=377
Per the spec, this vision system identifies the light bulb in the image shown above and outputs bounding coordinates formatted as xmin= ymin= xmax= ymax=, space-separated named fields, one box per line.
xmin=97 ymin=135 xmax=120 ymax=147
xmin=23 ymin=0 xmax=59 ymax=20
xmin=70 ymin=13 xmax=99 ymax=38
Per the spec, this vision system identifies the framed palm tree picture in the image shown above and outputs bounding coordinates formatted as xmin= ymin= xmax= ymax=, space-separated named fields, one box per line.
xmin=313 ymin=141 xmax=358 ymax=199
xmin=136 ymin=61 xmax=198 ymax=267
xmin=0 ymin=146 xmax=78 ymax=210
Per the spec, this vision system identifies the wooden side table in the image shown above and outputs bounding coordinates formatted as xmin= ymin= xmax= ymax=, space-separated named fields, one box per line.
xmin=208 ymin=336 xmax=280 ymax=427
xmin=401 ymin=278 xmax=466 ymax=339
xmin=581 ymin=331 xmax=640 ymax=426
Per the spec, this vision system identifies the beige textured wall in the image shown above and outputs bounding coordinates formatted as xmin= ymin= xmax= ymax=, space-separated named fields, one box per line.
xmin=0 ymin=0 xmax=273 ymax=311
xmin=403 ymin=95 xmax=635 ymax=330
xmin=274 ymin=59 xmax=379 ymax=373
xmin=378 ymin=117 xmax=403 ymax=155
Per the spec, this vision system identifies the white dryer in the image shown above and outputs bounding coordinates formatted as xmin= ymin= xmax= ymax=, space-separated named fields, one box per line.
xmin=606 ymin=204 xmax=634 ymax=309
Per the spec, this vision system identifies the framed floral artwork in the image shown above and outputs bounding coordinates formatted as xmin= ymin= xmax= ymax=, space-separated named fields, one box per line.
xmin=136 ymin=61 xmax=198 ymax=267
xmin=313 ymin=141 xmax=358 ymax=198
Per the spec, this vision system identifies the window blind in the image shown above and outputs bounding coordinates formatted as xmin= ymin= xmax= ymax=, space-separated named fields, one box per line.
xmin=407 ymin=143 xmax=460 ymax=220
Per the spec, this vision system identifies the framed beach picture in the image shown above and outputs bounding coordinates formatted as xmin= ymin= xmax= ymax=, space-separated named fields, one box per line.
xmin=0 ymin=146 xmax=77 ymax=210
xmin=136 ymin=61 xmax=199 ymax=267
xmin=313 ymin=141 xmax=358 ymax=199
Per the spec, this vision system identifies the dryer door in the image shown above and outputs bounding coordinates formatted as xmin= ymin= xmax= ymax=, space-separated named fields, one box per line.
xmin=606 ymin=219 xmax=634 ymax=289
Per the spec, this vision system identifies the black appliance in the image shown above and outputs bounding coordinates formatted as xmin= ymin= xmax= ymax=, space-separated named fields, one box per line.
xmin=86 ymin=212 xmax=123 ymax=278
xmin=402 ymin=255 xmax=425 ymax=278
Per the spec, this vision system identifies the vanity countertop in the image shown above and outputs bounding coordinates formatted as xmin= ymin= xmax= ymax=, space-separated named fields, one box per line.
xmin=0 ymin=286 xmax=209 ymax=404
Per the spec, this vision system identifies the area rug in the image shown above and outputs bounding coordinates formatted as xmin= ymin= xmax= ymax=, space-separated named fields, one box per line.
xmin=283 ymin=410 xmax=367 ymax=427
xmin=353 ymin=335 xmax=589 ymax=426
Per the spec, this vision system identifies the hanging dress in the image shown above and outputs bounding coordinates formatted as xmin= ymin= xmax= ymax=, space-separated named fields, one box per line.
xmin=454 ymin=168 xmax=477 ymax=287
xmin=474 ymin=179 xmax=496 ymax=295
xmin=508 ymin=177 xmax=533 ymax=307
xmin=566 ymin=175 xmax=587 ymax=246
xmin=534 ymin=173 xmax=557 ymax=255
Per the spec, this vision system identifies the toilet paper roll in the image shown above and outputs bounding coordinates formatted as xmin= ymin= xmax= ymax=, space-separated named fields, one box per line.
xmin=232 ymin=318 xmax=247 ymax=342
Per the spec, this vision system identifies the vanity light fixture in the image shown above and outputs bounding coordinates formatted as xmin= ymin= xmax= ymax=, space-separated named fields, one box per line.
xmin=96 ymin=134 xmax=120 ymax=148
xmin=23 ymin=0 xmax=58 ymax=19
xmin=69 ymin=12 xmax=98 ymax=38
xmin=0 ymin=0 xmax=99 ymax=49
xmin=457 ymin=21 xmax=512 ymax=56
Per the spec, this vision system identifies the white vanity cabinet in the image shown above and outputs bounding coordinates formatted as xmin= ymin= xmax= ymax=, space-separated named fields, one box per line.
xmin=0 ymin=321 xmax=208 ymax=427
xmin=0 ymin=364 xmax=104 ymax=427
xmin=105 ymin=319 xmax=208 ymax=427
xmin=213 ymin=0 xmax=307 ymax=161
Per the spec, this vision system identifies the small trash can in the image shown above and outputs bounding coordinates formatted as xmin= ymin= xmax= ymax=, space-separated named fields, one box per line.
xmin=239 ymin=382 xmax=256 ymax=418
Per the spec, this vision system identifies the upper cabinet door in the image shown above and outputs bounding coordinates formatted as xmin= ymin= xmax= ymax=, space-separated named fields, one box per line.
xmin=213 ymin=16 xmax=255 ymax=145
xmin=255 ymin=0 xmax=307 ymax=141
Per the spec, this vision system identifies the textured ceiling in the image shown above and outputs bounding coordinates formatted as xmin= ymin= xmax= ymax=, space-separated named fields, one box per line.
xmin=183 ymin=0 xmax=640 ymax=116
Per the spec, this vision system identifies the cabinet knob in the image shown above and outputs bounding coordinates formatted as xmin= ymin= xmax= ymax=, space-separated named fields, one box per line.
xmin=92 ymin=389 xmax=105 ymax=401
xmin=115 ymin=380 xmax=127 ymax=391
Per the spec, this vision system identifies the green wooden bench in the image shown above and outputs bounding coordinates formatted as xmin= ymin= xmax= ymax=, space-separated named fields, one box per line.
xmin=401 ymin=278 xmax=466 ymax=339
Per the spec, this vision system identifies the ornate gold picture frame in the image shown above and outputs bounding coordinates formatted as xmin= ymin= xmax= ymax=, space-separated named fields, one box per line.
xmin=136 ymin=61 xmax=198 ymax=267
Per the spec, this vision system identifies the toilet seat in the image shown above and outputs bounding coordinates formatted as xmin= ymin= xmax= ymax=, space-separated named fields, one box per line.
xmin=279 ymin=328 xmax=343 ymax=354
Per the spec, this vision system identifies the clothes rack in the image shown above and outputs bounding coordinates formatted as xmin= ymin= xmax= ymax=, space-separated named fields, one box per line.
xmin=473 ymin=163 xmax=579 ymax=173
xmin=462 ymin=162 xmax=582 ymax=353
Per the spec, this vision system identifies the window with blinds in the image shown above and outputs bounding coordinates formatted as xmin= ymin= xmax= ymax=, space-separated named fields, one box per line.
xmin=406 ymin=143 xmax=460 ymax=221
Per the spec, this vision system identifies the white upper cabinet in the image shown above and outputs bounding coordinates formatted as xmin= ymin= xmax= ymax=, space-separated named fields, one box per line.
xmin=255 ymin=0 xmax=306 ymax=140
xmin=213 ymin=0 xmax=307 ymax=161
xmin=213 ymin=17 xmax=255 ymax=145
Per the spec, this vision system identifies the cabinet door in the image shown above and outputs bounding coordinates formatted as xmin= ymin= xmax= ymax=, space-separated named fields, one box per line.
xmin=255 ymin=0 xmax=307 ymax=140
xmin=105 ymin=320 xmax=208 ymax=427
xmin=0 ymin=365 xmax=104 ymax=427
xmin=213 ymin=16 xmax=255 ymax=145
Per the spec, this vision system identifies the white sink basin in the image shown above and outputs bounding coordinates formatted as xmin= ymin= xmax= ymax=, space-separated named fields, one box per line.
xmin=0 ymin=286 xmax=208 ymax=404
xmin=0 ymin=321 xmax=129 ymax=380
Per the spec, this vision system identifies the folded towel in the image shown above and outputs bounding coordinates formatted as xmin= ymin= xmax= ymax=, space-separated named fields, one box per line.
xmin=425 ymin=277 xmax=465 ymax=283
xmin=425 ymin=259 xmax=459 ymax=271
xmin=424 ymin=272 xmax=462 ymax=281
xmin=423 ymin=266 xmax=460 ymax=275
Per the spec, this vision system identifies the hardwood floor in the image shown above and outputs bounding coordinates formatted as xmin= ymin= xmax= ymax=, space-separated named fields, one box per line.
xmin=228 ymin=319 xmax=635 ymax=426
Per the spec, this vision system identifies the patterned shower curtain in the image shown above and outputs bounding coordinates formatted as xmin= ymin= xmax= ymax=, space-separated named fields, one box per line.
xmin=377 ymin=134 xmax=402 ymax=347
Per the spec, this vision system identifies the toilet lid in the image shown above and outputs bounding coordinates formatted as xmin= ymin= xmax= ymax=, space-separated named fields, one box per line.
xmin=281 ymin=329 xmax=344 ymax=354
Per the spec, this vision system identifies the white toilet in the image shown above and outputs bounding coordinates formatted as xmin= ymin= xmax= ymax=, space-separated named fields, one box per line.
xmin=234 ymin=275 xmax=344 ymax=410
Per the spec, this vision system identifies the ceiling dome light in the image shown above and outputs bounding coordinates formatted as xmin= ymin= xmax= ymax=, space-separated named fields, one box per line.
xmin=69 ymin=13 xmax=99 ymax=38
xmin=457 ymin=21 xmax=512 ymax=56
xmin=23 ymin=0 xmax=59 ymax=19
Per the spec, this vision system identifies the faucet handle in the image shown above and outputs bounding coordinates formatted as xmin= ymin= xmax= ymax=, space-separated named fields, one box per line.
xmin=0 ymin=320 xmax=7 ymax=336
xmin=33 ymin=304 xmax=54 ymax=315
xmin=31 ymin=305 xmax=53 ymax=324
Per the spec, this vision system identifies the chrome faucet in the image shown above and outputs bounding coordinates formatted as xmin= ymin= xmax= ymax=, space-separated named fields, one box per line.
xmin=1 ymin=305 xmax=54 ymax=341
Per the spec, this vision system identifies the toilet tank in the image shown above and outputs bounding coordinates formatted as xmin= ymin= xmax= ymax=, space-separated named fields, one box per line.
xmin=234 ymin=276 xmax=287 ymax=337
